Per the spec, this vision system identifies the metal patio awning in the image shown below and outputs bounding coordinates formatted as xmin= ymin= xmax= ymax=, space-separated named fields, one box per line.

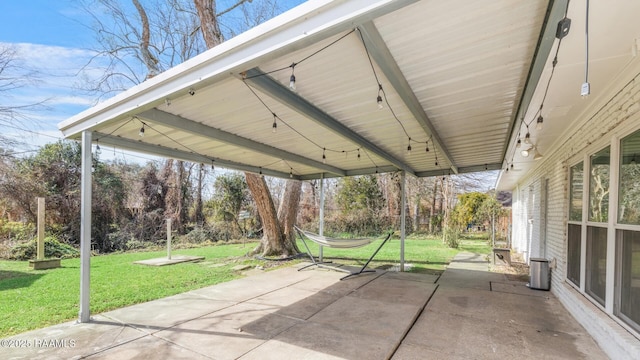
xmin=58 ymin=0 xmax=562 ymax=181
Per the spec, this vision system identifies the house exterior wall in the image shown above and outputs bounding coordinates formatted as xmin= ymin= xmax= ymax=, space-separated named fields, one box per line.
xmin=510 ymin=64 xmax=640 ymax=358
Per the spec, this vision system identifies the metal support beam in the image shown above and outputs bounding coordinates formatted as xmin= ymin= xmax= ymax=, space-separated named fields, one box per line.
xmin=245 ymin=68 xmax=416 ymax=176
xmin=358 ymin=22 xmax=458 ymax=174
xmin=400 ymin=171 xmax=406 ymax=272
xmin=503 ymin=0 xmax=569 ymax=163
xmin=138 ymin=108 xmax=345 ymax=177
xmin=415 ymin=162 xmax=503 ymax=178
xmin=96 ymin=133 xmax=294 ymax=179
xmin=319 ymin=174 xmax=325 ymax=262
xmin=79 ymin=131 xmax=92 ymax=323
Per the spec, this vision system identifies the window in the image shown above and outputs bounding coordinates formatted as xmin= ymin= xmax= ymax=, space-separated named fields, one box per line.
xmin=616 ymin=230 xmax=640 ymax=332
xmin=568 ymin=162 xmax=583 ymax=287
xmin=567 ymin=224 xmax=581 ymax=286
xmin=619 ymin=130 xmax=640 ymax=225
xmin=569 ymin=162 xmax=583 ymax=221
xmin=586 ymin=226 xmax=607 ymax=306
xmin=589 ymin=147 xmax=610 ymax=222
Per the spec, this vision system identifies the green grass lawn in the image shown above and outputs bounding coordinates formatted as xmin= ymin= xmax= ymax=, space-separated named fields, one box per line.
xmin=0 ymin=233 xmax=490 ymax=338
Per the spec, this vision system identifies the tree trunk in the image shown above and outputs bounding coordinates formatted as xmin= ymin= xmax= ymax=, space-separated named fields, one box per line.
xmin=194 ymin=163 xmax=204 ymax=226
xmin=132 ymin=0 xmax=160 ymax=78
xmin=194 ymin=0 xmax=223 ymax=48
xmin=245 ymin=173 xmax=284 ymax=256
xmin=194 ymin=0 xmax=302 ymax=257
xmin=277 ymin=180 xmax=302 ymax=254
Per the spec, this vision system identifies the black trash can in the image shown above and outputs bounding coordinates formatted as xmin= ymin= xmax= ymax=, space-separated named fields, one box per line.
xmin=529 ymin=258 xmax=550 ymax=290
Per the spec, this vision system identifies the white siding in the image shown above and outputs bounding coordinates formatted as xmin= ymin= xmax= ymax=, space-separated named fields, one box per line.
xmin=510 ymin=66 xmax=640 ymax=358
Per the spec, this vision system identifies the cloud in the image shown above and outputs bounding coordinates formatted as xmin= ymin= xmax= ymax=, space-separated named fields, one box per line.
xmin=0 ymin=42 xmax=100 ymax=129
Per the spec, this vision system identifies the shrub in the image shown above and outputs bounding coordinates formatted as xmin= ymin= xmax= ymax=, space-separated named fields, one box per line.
xmin=184 ymin=227 xmax=214 ymax=244
xmin=10 ymin=236 xmax=80 ymax=260
xmin=0 ymin=221 xmax=35 ymax=242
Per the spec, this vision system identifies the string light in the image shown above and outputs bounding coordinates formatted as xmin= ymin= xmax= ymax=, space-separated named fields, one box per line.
xmin=272 ymin=114 xmax=278 ymax=133
xmin=357 ymin=149 xmax=361 ymax=160
xmin=516 ymin=138 xmax=522 ymax=148
xmin=536 ymin=115 xmax=544 ymax=130
xmin=523 ymin=131 xmax=531 ymax=145
xmin=289 ymin=63 xmax=296 ymax=91
xmin=188 ymin=88 xmax=195 ymax=96
xmin=425 ymin=141 xmax=429 ymax=152
xmin=139 ymin=124 xmax=145 ymax=137
xmin=322 ymin=148 xmax=326 ymax=164
xmin=165 ymin=98 xmax=171 ymax=106
xmin=407 ymin=138 xmax=412 ymax=155
xmin=289 ymin=168 xmax=293 ymax=178
xmin=376 ymin=84 xmax=383 ymax=110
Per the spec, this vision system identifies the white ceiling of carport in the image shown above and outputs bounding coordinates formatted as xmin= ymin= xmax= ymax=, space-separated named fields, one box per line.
xmin=58 ymin=0 xmax=556 ymax=181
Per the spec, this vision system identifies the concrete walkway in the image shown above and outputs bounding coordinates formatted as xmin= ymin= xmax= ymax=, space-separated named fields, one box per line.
xmin=2 ymin=253 xmax=607 ymax=359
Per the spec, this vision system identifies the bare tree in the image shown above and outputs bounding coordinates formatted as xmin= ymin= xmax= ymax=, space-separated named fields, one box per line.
xmin=193 ymin=0 xmax=301 ymax=257
xmin=0 ymin=45 xmax=44 ymax=147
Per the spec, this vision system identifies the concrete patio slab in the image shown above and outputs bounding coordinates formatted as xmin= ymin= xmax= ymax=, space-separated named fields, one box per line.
xmin=154 ymin=302 xmax=301 ymax=360
xmin=309 ymin=295 xmax=423 ymax=339
xmin=491 ymin=280 xmax=550 ymax=298
xmin=0 ymin=315 xmax=146 ymax=360
xmin=381 ymin=271 xmax=440 ymax=284
xmin=2 ymin=252 xmax=607 ymax=359
xmin=238 ymin=339 xmax=345 ymax=360
xmin=133 ymin=255 xmax=205 ymax=266
xmin=401 ymin=309 xmax=605 ymax=359
xmin=102 ymin=293 xmax=237 ymax=333
xmin=348 ymin=275 xmax=438 ymax=306
xmin=249 ymin=320 xmax=399 ymax=360
xmin=85 ymin=333 xmax=210 ymax=360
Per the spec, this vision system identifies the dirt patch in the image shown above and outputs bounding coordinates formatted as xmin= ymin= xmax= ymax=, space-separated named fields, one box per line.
xmin=491 ymin=253 xmax=530 ymax=282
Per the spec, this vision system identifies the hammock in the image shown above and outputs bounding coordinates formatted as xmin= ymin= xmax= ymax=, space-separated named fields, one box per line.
xmin=294 ymin=226 xmax=393 ymax=280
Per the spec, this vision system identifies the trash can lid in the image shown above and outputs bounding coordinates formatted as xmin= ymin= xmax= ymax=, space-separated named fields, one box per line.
xmin=530 ymin=257 xmax=548 ymax=262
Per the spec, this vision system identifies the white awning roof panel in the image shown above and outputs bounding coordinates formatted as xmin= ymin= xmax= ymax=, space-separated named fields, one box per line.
xmin=59 ymin=0 xmax=561 ymax=180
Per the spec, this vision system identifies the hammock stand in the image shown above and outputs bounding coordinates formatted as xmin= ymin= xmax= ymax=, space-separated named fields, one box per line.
xmin=294 ymin=226 xmax=392 ymax=280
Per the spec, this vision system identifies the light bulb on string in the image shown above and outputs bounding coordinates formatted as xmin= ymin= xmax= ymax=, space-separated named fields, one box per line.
xmin=289 ymin=63 xmax=296 ymax=91
xmin=376 ymin=84 xmax=384 ymax=110
xmin=272 ymin=114 xmax=277 ymax=133
xmin=516 ymin=138 xmax=521 ymax=148
xmin=139 ymin=124 xmax=145 ymax=137
xmin=536 ymin=115 xmax=544 ymax=130
xmin=407 ymin=138 xmax=412 ymax=155
xmin=357 ymin=149 xmax=361 ymax=160
xmin=524 ymin=131 xmax=531 ymax=145
xmin=322 ymin=148 xmax=326 ymax=164
xmin=289 ymin=169 xmax=293 ymax=178
xmin=425 ymin=141 xmax=429 ymax=152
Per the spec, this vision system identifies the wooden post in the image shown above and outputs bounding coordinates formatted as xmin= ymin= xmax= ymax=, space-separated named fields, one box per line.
xmin=37 ymin=197 xmax=45 ymax=260
xmin=167 ymin=218 xmax=172 ymax=260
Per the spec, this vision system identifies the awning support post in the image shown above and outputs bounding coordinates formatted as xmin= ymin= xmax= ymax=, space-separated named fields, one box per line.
xmin=319 ymin=173 xmax=325 ymax=262
xmin=79 ymin=131 xmax=93 ymax=323
xmin=401 ymin=171 xmax=406 ymax=272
